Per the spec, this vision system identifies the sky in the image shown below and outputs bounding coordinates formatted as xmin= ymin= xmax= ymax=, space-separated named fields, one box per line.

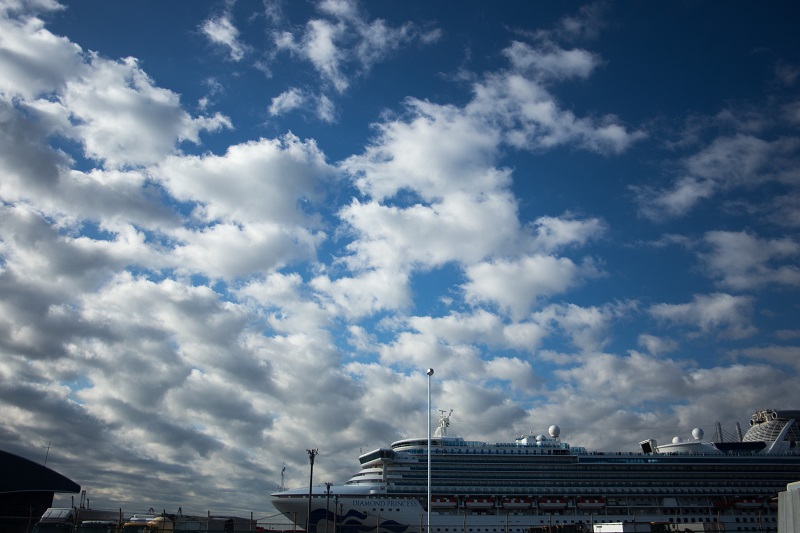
xmin=1 ymin=0 xmax=800 ymax=521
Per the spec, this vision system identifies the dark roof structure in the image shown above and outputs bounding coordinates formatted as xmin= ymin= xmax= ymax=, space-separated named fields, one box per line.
xmin=0 ymin=449 xmax=80 ymax=533
xmin=0 ymin=450 xmax=80 ymax=494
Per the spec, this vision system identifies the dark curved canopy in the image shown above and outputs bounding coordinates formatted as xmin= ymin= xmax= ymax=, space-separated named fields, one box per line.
xmin=0 ymin=449 xmax=80 ymax=494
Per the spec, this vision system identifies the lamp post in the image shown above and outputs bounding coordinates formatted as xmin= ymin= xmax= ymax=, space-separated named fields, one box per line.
xmin=325 ymin=482 xmax=332 ymax=533
xmin=426 ymin=368 xmax=434 ymax=533
xmin=307 ymin=448 xmax=319 ymax=533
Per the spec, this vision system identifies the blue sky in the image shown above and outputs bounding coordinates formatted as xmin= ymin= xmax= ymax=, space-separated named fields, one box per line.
xmin=1 ymin=0 xmax=800 ymax=518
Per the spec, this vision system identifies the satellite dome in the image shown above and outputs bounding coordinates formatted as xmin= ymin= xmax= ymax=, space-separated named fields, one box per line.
xmin=536 ymin=434 xmax=544 ymax=442
xmin=549 ymin=425 xmax=560 ymax=438
xmin=692 ymin=428 xmax=704 ymax=440
xmin=672 ymin=436 xmax=683 ymax=444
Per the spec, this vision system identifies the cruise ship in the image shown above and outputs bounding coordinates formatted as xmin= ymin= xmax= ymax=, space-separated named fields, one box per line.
xmin=270 ymin=408 xmax=800 ymax=533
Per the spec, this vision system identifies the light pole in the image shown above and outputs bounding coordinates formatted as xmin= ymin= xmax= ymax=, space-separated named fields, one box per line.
xmin=307 ymin=448 xmax=319 ymax=533
xmin=426 ymin=368 xmax=434 ymax=533
xmin=325 ymin=482 xmax=332 ymax=533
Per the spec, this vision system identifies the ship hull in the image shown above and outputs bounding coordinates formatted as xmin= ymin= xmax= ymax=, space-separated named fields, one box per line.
xmin=271 ymin=491 xmax=779 ymax=533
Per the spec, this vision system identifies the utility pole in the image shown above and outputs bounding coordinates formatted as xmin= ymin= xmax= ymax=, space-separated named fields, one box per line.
xmin=307 ymin=449 xmax=319 ymax=533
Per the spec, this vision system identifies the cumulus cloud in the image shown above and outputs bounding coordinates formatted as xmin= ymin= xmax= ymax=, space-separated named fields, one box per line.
xmin=733 ymin=344 xmax=800 ymax=372
xmin=534 ymin=302 xmax=631 ymax=353
xmin=469 ymin=68 xmax=645 ymax=154
xmin=0 ymin=6 xmax=82 ymax=98
xmin=632 ymin=176 xmax=716 ymax=221
xmin=200 ymin=13 xmax=249 ymax=61
xmin=269 ymin=88 xmax=307 ymax=116
xmin=61 ymin=55 xmax=232 ymax=168
xmin=502 ymin=41 xmax=602 ymax=82
xmin=270 ymin=0 xmax=432 ymax=94
xmin=3 ymin=0 xmax=798 ymax=519
xmin=463 ymin=256 xmax=600 ymax=321
xmin=635 ymin=125 xmax=800 ymax=222
xmin=698 ymin=230 xmax=800 ymax=290
xmin=649 ymin=293 xmax=757 ymax=340
xmin=637 ymin=334 xmax=678 ymax=356
xmin=531 ymin=215 xmax=607 ymax=253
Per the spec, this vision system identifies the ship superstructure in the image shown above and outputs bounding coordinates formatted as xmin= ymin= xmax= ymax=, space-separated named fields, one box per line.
xmin=271 ymin=409 xmax=800 ymax=533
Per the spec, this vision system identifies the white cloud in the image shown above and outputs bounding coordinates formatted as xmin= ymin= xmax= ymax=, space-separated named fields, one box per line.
xmin=0 ymin=7 xmax=82 ymax=98
xmin=342 ymin=98 xmax=505 ymax=200
xmin=406 ymin=310 xmax=548 ymax=352
xmin=463 ymin=256 xmax=598 ymax=320
xmin=635 ymin=131 xmax=800 ymax=221
xmin=61 ymin=55 xmax=232 ymax=168
xmin=200 ymin=14 xmax=249 ymax=61
xmin=315 ymin=93 xmax=336 ymax=122
xmin=485 ymin=356 xmax=539 ymax=391
xmin=685 ymin=134 xmax=800 ymax=186
xmin=237 ymin=272 xmax=332 ymax=335
xmin=269 ymin=88 xmax=307 ymax=116
xmin=5 ymin=0 xmax=798 ymax=519
xmin=154 ymin=133 xmax=333 ymax=226
xmin=531 ymin=215 xmax=607 ymax=253
xmin=469 ymin=69 xmax=645 ymax=154
xmin=733 ymin=344 xmax=800 ymax=372
xmin=632 ymin=176 xmax=716 ymax=221
xmin=637 ymin=334 xmax=678 ymax=356
xmin=303 ymin=18 xmax=349 ymax=92
xmin=649 ymin=293 xmax=757 ymax=340
xmin=699 ymin=230 xmax=800 ymax=290
xmin=169 ymin=221 xmax=324 ymax=280
xmin=556 ymin=351 xmax=692 ymax=404
xmin=270 ymin=0 xmax=434 ymax=94
xmin=534 ymin=302 xmax=628 ymax=353
xmin=269 ymin=88 xmax=337 ymax=123
xmin=502 ymin=41 xmax=601 ymax=81
xmin=554 ymin=2 xmax=608 ymax=41
xmin=339 ymin=191 xmax=521 ymax=273
xmin=311 ymin=268 xmax=412 ymax=318
xmin=335 ymin=80 xmax=615 ymax=316
xmin=149 ymin=134 xmax=334 ymax=280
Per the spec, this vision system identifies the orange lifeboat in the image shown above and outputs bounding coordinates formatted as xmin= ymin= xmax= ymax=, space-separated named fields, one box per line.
xmin=502 ymin=497 xmax=533 ymax=510
xmin=431 ymin=497 xmax=458 ymax=509
xmin=538 ymin=497 xmax=568 ymax=510
xmin=465 ymin=497 xmax=495 ymax=509
xmin=576 ymin=497 xmax=606 ymax=510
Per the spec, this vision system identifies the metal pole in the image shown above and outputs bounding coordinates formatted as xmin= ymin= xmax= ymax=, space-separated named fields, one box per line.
xmin=426 ymin=368 xmax=434 ymax=533
xmin=334 ymin=496 xmax=339 ymax=533
xmin=325 ymin=483 xmax=332 ymax=533
xmin=307 ymin=449 xmax=319 ymax=532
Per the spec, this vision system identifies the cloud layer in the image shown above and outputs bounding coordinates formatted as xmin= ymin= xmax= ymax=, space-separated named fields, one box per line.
xmin=0 ymin=0 xmax=799 ymax=521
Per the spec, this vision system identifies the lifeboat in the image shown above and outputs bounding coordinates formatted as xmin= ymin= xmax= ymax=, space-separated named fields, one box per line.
xmin=502 ymin=497 xmax=533 ymax=510
xmin=538 ymin=497 xmax=568 ymax=510
xmin=576 ymin=497 xmax=606 ymax=510
xmin=430 ymin=497 xmax=458 ymax=509
xmin=465 ymin=497 xmax=495 ymax=509
xmin=734 ymin=497 xmax=764 ymax=509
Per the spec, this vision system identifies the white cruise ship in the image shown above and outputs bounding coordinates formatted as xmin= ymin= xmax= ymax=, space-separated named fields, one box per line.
xmin=271 ymin=409 xmax=800 ymax=533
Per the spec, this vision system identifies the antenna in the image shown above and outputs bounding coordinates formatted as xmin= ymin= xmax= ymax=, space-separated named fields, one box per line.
xmin=44 ymin=442 xmax=51 ymax=466
xmin=280 ymin=465 xmax=286 ymax=491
